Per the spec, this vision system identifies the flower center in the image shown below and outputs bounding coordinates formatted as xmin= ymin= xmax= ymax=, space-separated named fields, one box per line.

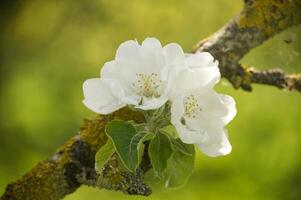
xmin=184 ymin=94 xmax=201 ymax=118
xmin=132 ymin=73 xmax=162 ymax=97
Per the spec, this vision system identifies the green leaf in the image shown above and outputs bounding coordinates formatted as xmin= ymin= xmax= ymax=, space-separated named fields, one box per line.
xmin=172 ymin=139 xmax=194 ymax=156
xmin=137 ymin=132 xmax=154 ymax=165
xmin=164 ymin=138 xmax=195 ymax=188
xmin=148 ymin=132 xmax=173 ymax=176
xmin=106 ymin=120 xmax=138 ymax=171
xmin=95 ymin=139 xmax=115 ymax=172
xmin=160 ymin=125 xmax=178 ymax=138
xmin=105 ymin=120 xmax=151 ymax=172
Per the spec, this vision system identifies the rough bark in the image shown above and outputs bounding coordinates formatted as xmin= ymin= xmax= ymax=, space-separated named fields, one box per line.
xmin=1 ymin=0 xmax=301 ymax=200
xmin=194 ymin=0 xmax=301 ymax=91
xmin=0 ymin=108 xmax=150 ymax=200
xmin=239 ymin=66 xmax=301 ymax=91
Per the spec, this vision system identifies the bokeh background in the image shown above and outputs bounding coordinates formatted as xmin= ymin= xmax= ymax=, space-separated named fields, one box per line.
xmin=1 ymin=0 xmax=301 ymax=199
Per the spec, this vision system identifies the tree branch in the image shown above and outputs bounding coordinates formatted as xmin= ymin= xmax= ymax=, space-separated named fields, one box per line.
xmin=1 ymin=1 xmax=301 ymax=200
xmin=248 ymin=68 xmax=301 ymax=91
xmin=234 ymin=65 xmax=301 ymax=91
xmin=194 ymin=0 xmax=301 ymax=91
xmin=1 ymin=108 xmax=150 ymax=200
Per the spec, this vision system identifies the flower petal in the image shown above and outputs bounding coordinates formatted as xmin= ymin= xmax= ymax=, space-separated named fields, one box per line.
xmin=139 ymin=38 xmax=164 ymax=72
xmin=115 ymin=40 xmax=140 ymax=63
xmin=219 ymin=94 xmax=237 ymax=125
xmin=185 ymin=52 xmax=220 ymax=83
xmin=163 ymin=43 xmax=185 ymax=64
xmin=161 ymin=43 xmax=185 ymax=81
xmin=171 ymin=99 xmax=209 ymax=144
xmin=141 ymin=37 xmax=162 ymax=52
xmin=102 ymin=78 xmax=140 ymax=106
xmin=174 ymin=122 xmax=209 ymax=144
xmin=185 ymin=52 xmax=217 ymax=68
xmin=196 ymin=128 xmax=232 ymax=157
xmin=181 ymin=90 xmax=230 ymax=136
xmin=197 ymin=90 xmax=228 ymax=117
xmin=135 ymin=96 xmax=168 ymax=110
xmin=170 ymin=53 xmax=220 ymax=98
xmin=101 ymin=60 xmax=137 ymax=88
xmin=101 ymin=60 xmax=142 ymax=103
xmin=83 ymin=78 xmax=125 ymax=114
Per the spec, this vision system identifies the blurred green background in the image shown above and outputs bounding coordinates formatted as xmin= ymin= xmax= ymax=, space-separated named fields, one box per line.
xmin=1 ymin=0 xmax=301 ymax=199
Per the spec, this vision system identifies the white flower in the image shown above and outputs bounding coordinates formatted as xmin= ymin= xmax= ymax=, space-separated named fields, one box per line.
xmin=83 ymin=78 xmax=126 ymax=114
xmin=170 ymin=52 xmax=237 ymax=157
xmin=83 ymin=37 xmax=185 ymax=114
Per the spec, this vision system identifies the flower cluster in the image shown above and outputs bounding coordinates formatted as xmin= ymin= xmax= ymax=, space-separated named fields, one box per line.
xmin=83 ymin=37 xmax=236 ymax=157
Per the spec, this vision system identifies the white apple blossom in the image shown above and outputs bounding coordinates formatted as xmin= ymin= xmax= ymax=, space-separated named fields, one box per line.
xmin=83 ymin=37 xmax=185 ymax=114
xmin=170 ymin=52 xmax=237 ymax=157
xmin=83 ymin=38 xmax=236 ymax=157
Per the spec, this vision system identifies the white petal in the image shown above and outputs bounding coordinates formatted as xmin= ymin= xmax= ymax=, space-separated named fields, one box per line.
xmin=82 ymin=78 xmax=125 ymax=114
xmin=101 ymin=60 xmax=137 ymax=81
xmin=135 ymin=96 xmax=168 ymax=110
xmin=174 ymin=122 xmax=209 ymax=144
xmin=101 ymin=60 xmax=141 ymax=104
xmin=181 ymin=90 xmax=230 ymax=134
xmin=101 ymin=60 xmax=137 ymax=88
xmin=185 ymin=52 xmax=220 ymax=84
xmin=185 ymin=52 xmax=217 ymax=68
xmin=196 ymin=90 xmax=228 ymax=117
xmin=170 ymin=53 xmax=220 ymax=98
xmin=171 ymin=99 xmax=209 ymax=144
xmin=219 ymin=94 xmax=237 ymax=125
xmin=197 ymin=128 xmax=232 ymax=157
xmin=139 ymin=38 xmax=164 ymax=72
xmin=161 ymin=43 xmax=185 ymax=81
xmin=102 ymin=78 xmax=140 ymax=106
xmin=115 ymin=40 xmax=140 ymax=63
xmin=101 ymin=59 xmax=168 ymax=107
xmin=163 ymin=43 xmax=185 ymax=64
xmin=141 ymin=37 xmax=162 ymax=51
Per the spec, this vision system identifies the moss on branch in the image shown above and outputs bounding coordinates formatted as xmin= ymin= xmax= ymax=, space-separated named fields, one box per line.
xmin=194 ymin=0 xmax=301 ymax=91
xmin=242 ymin=66 xmax=301 ymax=91
xmin=1 ymin=108 xmax=147 ymax=200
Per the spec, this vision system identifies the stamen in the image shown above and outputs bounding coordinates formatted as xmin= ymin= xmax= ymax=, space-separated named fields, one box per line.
xmin=132 ymin=72 xmax=162 ymax=97
xmin=184 ymin=94 xmax=201 ymax=118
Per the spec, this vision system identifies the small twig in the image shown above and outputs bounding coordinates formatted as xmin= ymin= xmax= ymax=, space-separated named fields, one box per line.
xmin=246 ymin=67 xmax=301 ymax=92
xmin=219 ymin=64 xmax=301 ymax=92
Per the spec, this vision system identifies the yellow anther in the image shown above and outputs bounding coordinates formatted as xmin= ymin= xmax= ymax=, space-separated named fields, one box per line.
xmin=132 ymin=73 xmax=161 ymax=97
xmin=184 ymin=95 xmax=200 ymax=118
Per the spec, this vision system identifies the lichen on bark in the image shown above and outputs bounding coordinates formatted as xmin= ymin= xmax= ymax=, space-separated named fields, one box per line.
xmin=1 ymin=108 xmax=148 ymax=200
xmin=194 ymin=0 xmax=301 ymax=91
